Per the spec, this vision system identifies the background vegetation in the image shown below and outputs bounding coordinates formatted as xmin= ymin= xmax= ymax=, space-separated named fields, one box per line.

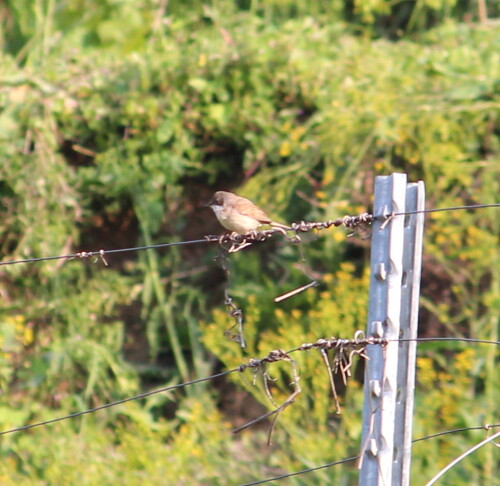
xmin=0 ymin=0 xmax=498 ymax=484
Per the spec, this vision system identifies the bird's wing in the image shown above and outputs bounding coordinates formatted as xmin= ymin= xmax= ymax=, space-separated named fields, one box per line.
xmin=233 ymin=197 xmax=272 ymax=223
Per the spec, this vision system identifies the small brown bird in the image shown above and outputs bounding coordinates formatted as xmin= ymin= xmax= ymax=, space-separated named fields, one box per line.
xmin=207 ymin=191 xmax=290 ymax=234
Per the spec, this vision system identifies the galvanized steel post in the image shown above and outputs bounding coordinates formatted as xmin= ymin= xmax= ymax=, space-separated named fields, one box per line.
xmin=359 ymin=174 xmax=425 ymax=486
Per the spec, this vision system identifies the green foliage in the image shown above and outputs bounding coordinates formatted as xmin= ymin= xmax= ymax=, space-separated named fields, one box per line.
xmin=0 ymin=2 xmax=498 ymax=484
xmin=203 ymin=263 xmax=369 ymax=481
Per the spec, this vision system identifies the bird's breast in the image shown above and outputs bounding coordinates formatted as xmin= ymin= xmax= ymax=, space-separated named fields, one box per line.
xmin=213 ymin=206 xmax=261 ymax=233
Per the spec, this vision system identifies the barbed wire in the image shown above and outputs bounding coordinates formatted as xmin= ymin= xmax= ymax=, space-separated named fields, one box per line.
xmin=391 ymin=203 xmax=500 ymax=217
xmin=0 ymin=368 xmax=239 ymax=436
xmin=1 ymin=201 xmax=498 ymax=481
xmin=1 ymin=203 xmax=498 ymax=267
xmin=0 ymin=213 xmax=370 ymax=266
xmin=413 ymin=423 xmax=500 ymax=443
xmin=239 ymin=423 xmax=500 ymax=486
xmin=0 ymin=238 xmax=212 ymax=267
xmin=1 ymin=334 xmax=497 ymax=438
xmin=284 ymin=335 xmax=500 ymax=354
xmin=392 ymin=336 xmax=500 ymax=346
xmin=234 ymin=334 xmax=500 ymax=440
xmin=239 ymin=456 xmax=359 ymax=486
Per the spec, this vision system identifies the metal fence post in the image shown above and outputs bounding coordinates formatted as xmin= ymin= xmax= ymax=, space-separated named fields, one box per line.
xmin=359 ymin=173 xmax=425 ymax=486
xmin=394 ymin=180 xmax=425 ymax=485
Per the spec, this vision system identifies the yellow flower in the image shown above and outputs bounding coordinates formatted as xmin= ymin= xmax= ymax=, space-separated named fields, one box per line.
xmin=279 ymin=140 xmax=291 ymax=157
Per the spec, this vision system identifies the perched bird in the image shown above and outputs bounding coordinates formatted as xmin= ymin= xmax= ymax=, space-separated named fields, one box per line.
xmin=207 ymin=191 xmax=290 ymax=234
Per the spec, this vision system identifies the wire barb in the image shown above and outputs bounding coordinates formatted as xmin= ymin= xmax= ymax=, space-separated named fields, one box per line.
xmin=299 ymin=334 xmax=374 ymax=414
xmin=235 ymin=349 xmax=301 ymax=445
xmin=224 ymin=295 xmax=246 ymax=349
xmin=292 ymin=212 xmax=374 ymax=232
